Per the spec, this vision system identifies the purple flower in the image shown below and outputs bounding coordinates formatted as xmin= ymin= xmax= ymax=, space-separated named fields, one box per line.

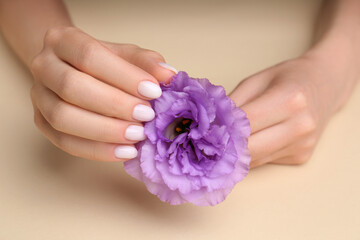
xmin=124 ymin=71 xmax=251 ymax=206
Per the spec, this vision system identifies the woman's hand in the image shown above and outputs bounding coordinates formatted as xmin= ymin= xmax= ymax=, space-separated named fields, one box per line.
xmin=230 ymin=51 xmax=359 ymax=168
xmin=30 ymin=26 xmax=177 ymax=162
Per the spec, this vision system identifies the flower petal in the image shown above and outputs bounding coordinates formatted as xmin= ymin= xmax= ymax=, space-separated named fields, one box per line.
xmin=182 ymin=187 xmax=232 ymax=206
xmin=144 ymin=180 xmax=187 ymax=205
xmin=138 ymin=140 xmax=162 ymax=183
xmin=124 ymin=71 xmax=251 ymax=206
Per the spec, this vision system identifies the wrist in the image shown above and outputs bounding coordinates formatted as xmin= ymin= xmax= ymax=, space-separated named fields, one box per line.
xmin=304 ymin=0 xmax=360 ymax=78
xmin=304 ymin=32 xmax=360 ymax=79
xmin=301 ymin=32 xmax=360 ymax=113
xmin=26 ymin=22 xmax=74 ymax=69
xmin=313 ymin=0 xmax=360 ymax=64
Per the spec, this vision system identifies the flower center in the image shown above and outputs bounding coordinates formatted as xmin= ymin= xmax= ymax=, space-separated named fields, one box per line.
xmin=174 ymin=118 xmax=193 ymax=135
xmin=164 ymin=118 xmax=193 ymax=140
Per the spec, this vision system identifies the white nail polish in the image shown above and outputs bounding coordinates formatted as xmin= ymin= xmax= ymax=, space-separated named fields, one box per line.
xmin=114 ymin=146 xmax=138 ymax=159
xmin=138 ymin=81 xmax=162 ymax=99
xmin=125 ymin=125 xmax=146 ymax=141
xmin=158 ymin=62 xmax=178 ymax=74
xmin=133 ymin=104 xmax=155 ymax=121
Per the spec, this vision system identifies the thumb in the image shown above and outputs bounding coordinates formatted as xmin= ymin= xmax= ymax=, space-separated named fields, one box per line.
xmin=102 ymin=42 xmax=177 ymax=83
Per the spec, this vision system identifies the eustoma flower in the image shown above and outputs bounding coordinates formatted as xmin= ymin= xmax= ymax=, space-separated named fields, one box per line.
xmin=124 ymin=71 xmax=251 ymax=206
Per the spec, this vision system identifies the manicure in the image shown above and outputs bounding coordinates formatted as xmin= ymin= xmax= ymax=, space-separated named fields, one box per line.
xmin=125 ymin=125 xmax=146 ymax=141
xmin=158 ymin=62 xmax=178 ymax=74
xmin=132 ymin=104 xmax=155 ymax=121
xmin=114 ymin=145 xmax=138 ymax=159
xmin=138 ymin=81 xmax=162 ymax=99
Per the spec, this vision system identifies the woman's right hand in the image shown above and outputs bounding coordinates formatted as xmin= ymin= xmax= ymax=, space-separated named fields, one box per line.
xmin=30 ymin=26 xmax=177 ymax=161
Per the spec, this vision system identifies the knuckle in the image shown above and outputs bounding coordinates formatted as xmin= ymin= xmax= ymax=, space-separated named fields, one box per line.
xmin=108 ymin=95 xmax=123 ymax=117
xmin=44 ymin=26 xmax=76 ymax=46
xmin=301 ymin=136 xmax=317 ymax=150
xmin=58 ymin=70 xmax=76 ymax=98
xmin=291 ymin=153 xmax=312 ymax=165
xmin=55 ymin=135 xmax=82 ymax=160
xmin=287 ymin=87 xmax=308 ymax=111
xmin=97 ymin=121 xmax=121 ymax=142
xmin=44 ymin=27 xmax=62 ymax=46
xmin=94 ymin=125 xmax=108 ymax=141
xmin=33 ymin=112 xmax=44 ymax=129
xmin=89 ymin=144 xmax=104 ymax=161
xmin=142 ymin=50 xmax=164 ymax=61
xmin=47 ymin=102 xmax=66 ymax=130
xmin=30 ymin=84 xmax=37 ymax=101
xmin=30 ymin=54 xmax=44 ymax=76
xmin=123 ymin=43 xmax=140 ymax=51
xmin=77 ymin=40 xmax=100 ymax=69
xmin=298 ymin=114 xmax=317 ymax=135
xmin=108 ymin=94 xmax=131 ymax=119
xmin=55 ymin=133 xmax=68 ymax=151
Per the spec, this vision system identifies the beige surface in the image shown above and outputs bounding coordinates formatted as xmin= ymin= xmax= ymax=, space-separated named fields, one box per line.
xmin=1 ymin=0 xmax=359 ymax=239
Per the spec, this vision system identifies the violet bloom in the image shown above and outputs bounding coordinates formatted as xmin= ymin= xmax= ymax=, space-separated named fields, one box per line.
xmin=124 ymin=71 xmax=251 ymax=206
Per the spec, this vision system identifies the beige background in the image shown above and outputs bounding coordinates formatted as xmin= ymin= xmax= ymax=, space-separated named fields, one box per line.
xmin=1 ymin=0 xmax=359 ymax=239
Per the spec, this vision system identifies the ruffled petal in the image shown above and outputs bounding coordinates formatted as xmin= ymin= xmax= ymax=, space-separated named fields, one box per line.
xmin=143 ymin=180 xmax=187 ymax=205
xmin=179 ymin=148 xmax=205 ymax=177
xmin=188 ymin=104 xmax=210 ymax=140
xmin=206 ymin=140 xmax=238 ymax=178
xmin=156 ymin=160 xmax=196 ymax=194
xmin=153 ymin=91 xmax=188 ymax=114
xmin=139 ymin=140 xmax=163 ymax=183
xmin=182 ymin=187 xmax=232 ymax=206
xmin=124 ymin=71 xmax=251 ymax=206
xmin=123 ymin=158 xmax=142 ymax=181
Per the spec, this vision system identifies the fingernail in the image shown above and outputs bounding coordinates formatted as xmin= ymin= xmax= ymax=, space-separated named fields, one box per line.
xmin=125 ymin=125 xmax=146 ymax=141
xmin=138 ymin=81 xmax=162 ymax=99
xmin=158 ymin=62 xmax=178 ymax=74
xmin=114 ymin=146 xmax=138 ymax=159
xmin=133 ymin=104 xmax=155 ymax=121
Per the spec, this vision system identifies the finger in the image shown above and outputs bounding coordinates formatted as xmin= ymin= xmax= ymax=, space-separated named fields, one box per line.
xmin=249 ymin=130 xmax=316 ymax=166
xmin=33 ymin=84 xmax=146 ymax=144
xmin=229 ymin=69 xmax=275 ymax=106
xmin=102 ymin=42 xmax=177 ymax=83
xmin=241 ymin=88 xmax=286 ymax=134
xmin=248 ymin=121 xmax=299 ymax=161
xmin=248 ymin=111 xmax=315 ymax=161
xmin=33 ymin=54 xmax=155 ymax=122
xmin=271 ymin=140 xmax=315 ymax=165
xmin=33 ymin=108 xmax=137 ymax=161
xmin=250 ymin=143 xmax=291 ymax=168
xmin=271 ymin=153 xmax=312 ymax=165
xmin=250 ymin=156 xmax=291 ymax=169
xmin=240 ymin=84 xmax=306 ymax=134
xmin=252 ymin=153 xmax=311 ymax=168
xmin=248 ymin=123 xmax=289 ymax=161
xmin=48 ymin=28 xmax=162 ymax=99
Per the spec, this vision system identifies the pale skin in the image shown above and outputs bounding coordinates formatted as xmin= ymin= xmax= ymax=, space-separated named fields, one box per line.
xmin=0 ymin=0 xmax=359 ymax=167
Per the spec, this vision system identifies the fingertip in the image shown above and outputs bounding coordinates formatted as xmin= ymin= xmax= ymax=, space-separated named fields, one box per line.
xmin=156 ymin=62 xmax=178 ymax=83
xmin=138 ymin=81 xmax=162 ymax=99
xmin=158 ymin=62 xmax=178 ymax=74
xmin=132 ymin=104 xmax=155 ymax=122
xmin=114 ymin=145 xmax=138 ymax=160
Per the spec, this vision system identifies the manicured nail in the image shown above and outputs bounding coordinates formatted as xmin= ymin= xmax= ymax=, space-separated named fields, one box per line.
xmin=158 ymin=62 xmax=178 ymax=74
xmin=138 ymin=81 xmax=162 ymax=99
xmin=125 ymin=125 xmax=146 ymax=141
xmin=132 ymin=104 xmax=155 ymax=121
xmin=114 ymin=146 xmax=138 ymax=159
